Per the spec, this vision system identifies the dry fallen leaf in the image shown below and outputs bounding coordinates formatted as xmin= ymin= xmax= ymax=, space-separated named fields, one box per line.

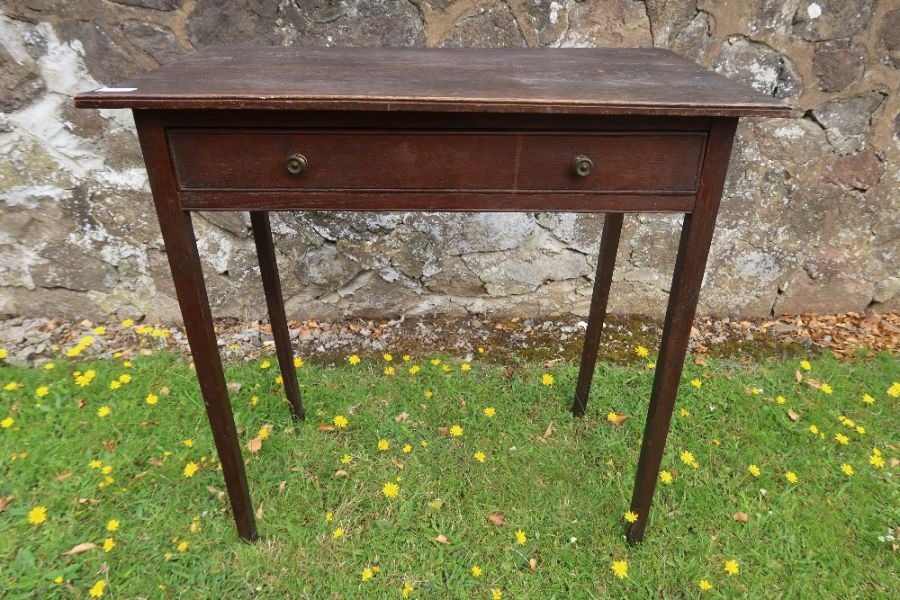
xmin=391 ymin=459 xmax=405 ymax=470
xmin=539 ymin=421 xmax=555 ymax=442
xmin=694 ymin=356 xmax=708 ymax=366
xmin=0 ymin=495 xmax=13 ymax=513
xmin=255 ymin=503 xmax=264 ymax=520
xmin=160 ymin=386 xmax=170 ymax=396
xmin=795 ymin=370 xmax=803 ymax=383
xmin=437 ymin=427 xmax=450 ymax=436
xmin=434 ymin=534 xmax=450 ymax=545
xmin=787 ymin=409 xmax=800 ymax=422
xmin=334 ymin=470 xmax=349 ymax=478
xmin=53 ymin=471 xmax=72 ymax=482
xmin=487 ymin=512 xmax=507 ymax=526
xmin=247 ymin=437 xmax=263 ymax=453
xmin=529 ymin=558 xmax=537 ymax=572
xmin=733 ymin=512 xmax=749 ymax=523
xmin=394 ymin=412 xmax=410 ymax=423
xmin=132 ymin=471 xmax=149 ymax=481
xmin=318 ymin=424 xmax=336 ymax=432
xmin=608 ymin=412 xmax=629 ymax=426
xmin=278 ymin=480 xmax=287 ymax=492
xmin=63 ymin=542 xmax=97 ymax=555
xmin=77 ymin=498 xmax=101 ymax=505
xmin=147 ymin=458 xmax=164 ymax=467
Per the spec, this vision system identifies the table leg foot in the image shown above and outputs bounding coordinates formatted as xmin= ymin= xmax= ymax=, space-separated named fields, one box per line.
xmin=250 ymin=211 xmax=305 ymax=421
xmin=572 ymin=213 xmax=624 ymax=417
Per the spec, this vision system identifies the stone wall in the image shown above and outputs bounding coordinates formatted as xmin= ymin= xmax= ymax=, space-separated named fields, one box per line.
xmin=0 ymin=0 xmax=897 ymax=323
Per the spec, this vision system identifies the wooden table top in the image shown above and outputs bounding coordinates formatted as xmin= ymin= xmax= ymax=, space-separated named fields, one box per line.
xmin=74 ymin=47 xmax=789 ymax=117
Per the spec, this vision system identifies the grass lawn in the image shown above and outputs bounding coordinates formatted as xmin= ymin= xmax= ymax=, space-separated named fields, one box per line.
xmin=0 ymin=339 xmax=898 ymax=598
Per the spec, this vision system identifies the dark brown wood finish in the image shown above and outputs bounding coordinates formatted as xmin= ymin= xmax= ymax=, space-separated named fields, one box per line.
xmin=133 ymin=110 xmax=257 ymax=541
xmin=626 ymin=118 xmax=738 ymax=544
xmin=75 ymin=47 xmax=790 ymax=117
xmin=572 ymin=213 xmax=624 ymax=417
xmin=250 ymin=211 xmax=304 ymax=421
xmin=75 ymin=48 xmax=787 ymax=543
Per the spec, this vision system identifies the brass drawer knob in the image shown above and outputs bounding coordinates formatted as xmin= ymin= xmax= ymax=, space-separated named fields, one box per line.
xmin=286 ymin=153 xmax=308 ymax=175
xmin=572 ymin=155 xmax=594 ymax=177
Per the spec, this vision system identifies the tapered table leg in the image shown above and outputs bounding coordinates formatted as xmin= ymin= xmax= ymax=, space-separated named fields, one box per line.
xmin=572 ymin=213 xmax=624 ymax=417
xmin=135 ymin=112 xmax=257 ymax=541
xmin=250 ymin=211 xmax=304 ymax=421
xmin=626 ymin=118 xmax=737 ymax=543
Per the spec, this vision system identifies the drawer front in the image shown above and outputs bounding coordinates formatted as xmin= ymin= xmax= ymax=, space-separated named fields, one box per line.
xmin=169 ymin=129 xmax=706 ymax=195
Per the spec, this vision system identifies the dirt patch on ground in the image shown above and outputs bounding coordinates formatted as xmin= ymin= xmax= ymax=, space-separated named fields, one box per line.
xmin=1 ymin=313 xmax=896 ymax=367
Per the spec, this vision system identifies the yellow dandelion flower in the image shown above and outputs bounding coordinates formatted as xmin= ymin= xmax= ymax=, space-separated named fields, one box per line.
xmin=515 ymin=529 xmax=527 ymax=545
xmin=183 ymin=439 xmax=193 ymax=448
xmin=809 ymin=425 xmax=819 ymax=435
xmin=886 ymin=382 xmax=900 ymax=397
xmin=724 ymin=559 xmax=739 ymax=575
xmin=748 ymin=464 xmax=761 ymax=477
xmin=27 ymin=506 xmax=47 ymax=525
xmin=90 ymin=460 xmax=102 ymax=469
xmin=402 ymin=354 xmax=411 ymax=362
xmin=43 ymin=362 xmax=54 ymax=370
xmin=361 ymin=567 xmax=373 ymax=581
xmin=333 ymin=415 xmax=348 ymax=428
xmin=384 ymin=366 xmax=396 ymax=376
xmin=250 ymin=395 xmax=259 ymax=406
xmin=118 ymin=373 xmax=131 ymax=384
xmin=799 ymin=360 xmax=811 ymax=371
xmin=471 ymin=565 xmax=482 ymax=577
xmin=35 ymin=386 xmax=49 ymax=398
xmin=378 ymin=439 xmax=389 ymax=452
xmin=331 ymin=527 xmax=344 ymax=538
xmin=54 ymin=576 xmax=63 ymax=585
xmin=176 ymin=540 xmax=188 ymax=552
xmin=699 ymin=579 xmax=713 ymax=591
xmin=646 ymin=362 xmax=656 ymax=369
xmin=624 ymin=511 xmax=638 ymax=523
xmin=430 ymin=358 xmax=441 ymax=366
xmin=106 ymin=519 xmax=120 ymax=532
xmin=449 ymin=424 xmax=463 ymax=437
xmin=635 ymin=346 xmax=649 ymax=358
xmin=293 ymin=357 xmax=303 ymax=368
xmin=680 ymin=407 xmax=690 ymax=417
xmin=383 ymin=482 xmax=400 ymax=498
xmin=484 ymin=406 xmax=496 ymax=417
xmin=258 ymin=427 xmax=270 ymax=440
xmin=785 ymin=471 xmax=798 ymax=483
xmin=408 ymin=365 xmax=420 ymax=375
xmin=121 ymin=319 xmax=135 ymax=327
xmin=146 ymin=393 xmax=158 ymax=405
xmin=401 ymin=581 xmax=413 ymax=598
xmin=461 ymin=363 xmax=471 ymax=371
xmin=821 ymin=383 xmax=832 ymax=394
xmin=840 ymin=463 xmax=854 ymax=476
xmin=424 ymin=389 xmax=433 ymax=398
xmin=183 ymin=462 xmax=199 ymax=478
xmin=491 ymin=589 xmax=503 ymax=600
xmin=611 ymin=560 xmax=628 ymax=579
xmin=474 ymin=451 xmax=486 ymax=463
xmin=541 ymin=373 xmax=554 ymax=386
xmin=103 ymin=537 xmax=115 ymax=552
xmin=1 ymin=416 xmax=14 ymax=429
xmin=260 ymin=360 xmax=271 ymax=369
xmin=869 ymin=453 xmax=885 ymax=468
xmin=383 ymin=353 xmax=393 ymax=362
xmin=403 ymin=444 xmax=412 ymax=454
xmin=420 ymin=440 xmax=429 ymax=448
xmin=835 ymin=433 xmax=849 ymax=445
xmin=108 ymin=381 xmax=121 ymax=391
xmin=3 ymin=382 xmax=22 ymax=391
xmin=660 ymin=470 xmax=673 ymax=484
xmin=97 ymin=406 xmax=111 ymax=418
xmin=775 ymin=395 xmax=786 ymax=404
xmin=348 ymin=355 xmax=360 ymax=365
xmin=341 ymin=454 xmax=352 ymax=464
xmin=101 ymin=465 xmax=113 ymax=475
xmin=0 ymin=349 xmax=6 ymax=360
xmin=690 ymin=378 xmax=702 ymax=388
xmin=88 ymin=580 xmax=106 ymax=598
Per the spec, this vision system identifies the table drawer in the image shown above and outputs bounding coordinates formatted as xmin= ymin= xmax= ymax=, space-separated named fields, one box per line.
xmin=168 ymin=129 xmax=706 ymax=194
